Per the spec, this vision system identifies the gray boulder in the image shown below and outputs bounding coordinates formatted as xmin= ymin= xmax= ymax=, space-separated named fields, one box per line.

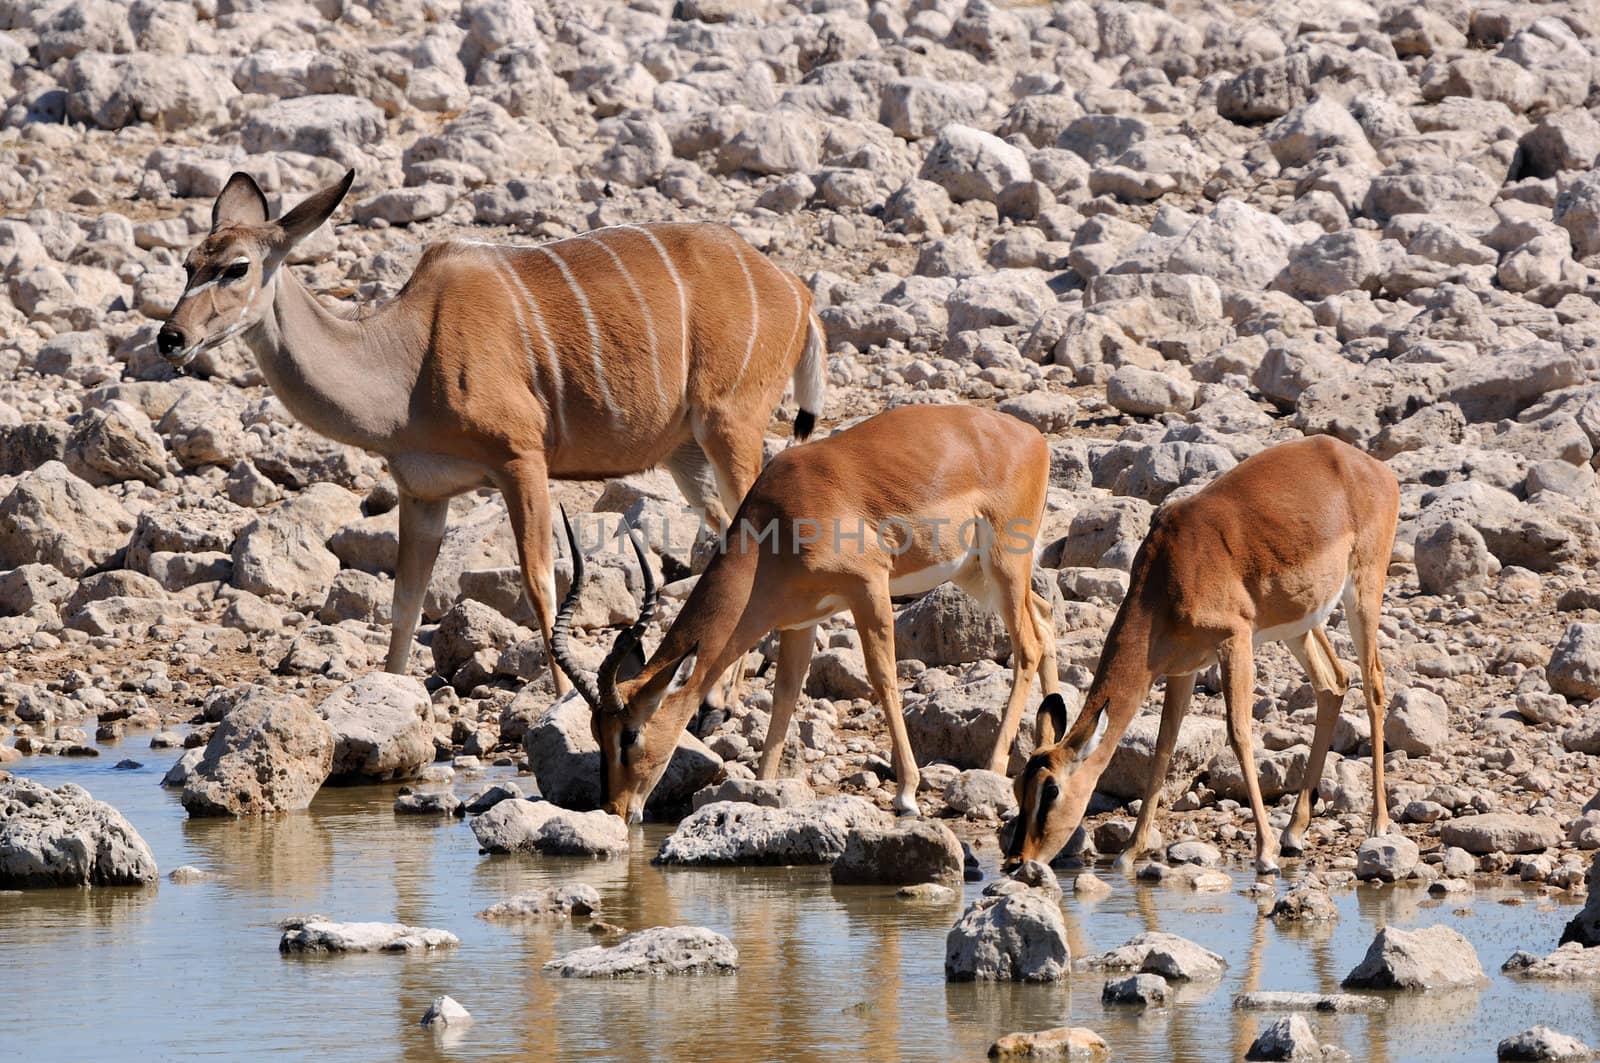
xmin=894 ymin=584 xmax=1011 ymax=665
xmin=945 ymin=889 xmax=1070 ymax=982
xmin=0 ymin=774 xmax=157 ymax=887
xmin=0 ymin=462 xmax=134 ymax=577
xmin=655 ymin=796 xmax=891 ymax=866
xmin=1076 ymin=931 xmax=1226 ymax=981
xmin=279 ymin=918 xmax=458 ymax=953
xmin=477 ymin=883 xmax=601 ymax=919
xmin=180 ymin=687 xmax=334 ymax=817
xmin=317 ymin=674 xmax=433 ymax=783
xmin=919 ymin=124 xmax=1032 ymax=203
xmin=469 ymin=798 xmax=628 ymax=857
xmin=1341 ymin=925 xmax=1485 ymax=989
xmin=1440 ymin=814 xmax=1561 ymax=855
xmin=830 ymin=819 xmax=964 ymax=886
xmin=1549 ymin=624 xmax=1600 ymax=702
xmin=691 ymin=777 xmax=814 ymax=810
xmin=1247 ymin=1014 xmax=1350 ymax=1062
xmin=1497 ymin=1027 xmax=1593 ymax=1062
xmin=544 ymin=926 xmax=737 ymax=978
xmin=1355 ymin=834 xmax=1420 ymax=882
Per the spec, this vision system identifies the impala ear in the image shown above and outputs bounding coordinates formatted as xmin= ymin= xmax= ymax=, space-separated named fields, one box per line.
xmin=276 ymin=169 xmax=354 ymax=247
xmin=1036 ymin=693 xmax=1069 ymax=747
xmin=613 ymin=639 xmax=647 ymax=684
xmin=664 ymin=645 xmax=699 ymax=695
xmin=213 ymin=172 xmax=269 ymax=230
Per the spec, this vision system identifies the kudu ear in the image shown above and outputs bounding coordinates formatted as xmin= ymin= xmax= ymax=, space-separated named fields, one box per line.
xmin=1035 ymin=692 xmax=1069 ymax=747
xmin=213 ymin=172 xmax=269 ymax=230
xmin=276 ymin=169 xmax=355 ymax=247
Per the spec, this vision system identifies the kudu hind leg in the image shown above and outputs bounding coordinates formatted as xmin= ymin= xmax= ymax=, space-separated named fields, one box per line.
xmin=1281 ymin=628 xmax=1348 ymax=856
xmin=1114 ymin=673 xmax=1196 ymax=873
xmin=385 ymin=493 xmax=449 ymax=674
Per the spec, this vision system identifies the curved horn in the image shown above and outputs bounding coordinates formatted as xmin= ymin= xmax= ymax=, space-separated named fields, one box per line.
xmin=597 ymin=521 xmax=659 ymax=713
xmin=550 ymin=506 xmax=604 ymax=711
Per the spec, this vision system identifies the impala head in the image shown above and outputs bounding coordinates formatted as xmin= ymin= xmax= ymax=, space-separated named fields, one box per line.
xmin=157 ymin=169 xmax=354 ymax=367
xmin=549 ymin=508 xmax=699 ymax=823
xmin=1003 ymin=692 xmax=1102 ymax=872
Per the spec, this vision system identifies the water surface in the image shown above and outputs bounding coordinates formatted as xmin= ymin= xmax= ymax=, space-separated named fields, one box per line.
xmin=3 ymin=744 xmax=1596 ymax=1061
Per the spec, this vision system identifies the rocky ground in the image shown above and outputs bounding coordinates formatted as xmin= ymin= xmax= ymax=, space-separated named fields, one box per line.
xmin=3 ymin=0 xmax=1600 ymax=924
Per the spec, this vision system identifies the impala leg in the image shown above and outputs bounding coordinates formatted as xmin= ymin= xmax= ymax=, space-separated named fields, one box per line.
xmin=982 ymin=567 xmax=1047 ymax=775
xmin=1345 ymin=578 xmax=1392 ymax=837
xmin=498 ymin=455 xmax=569 ymax=695
xmin=1114 ymin=673 xmax=1195 ymax=874
xmin=1031 ymin=590 xmax=1060 ymax=698
xmin=1220 ymin=633 xmax=1278 ymax=874
xmin=1282 ymin=628 xmax=1348 ymax=856
xmin=756 ymin=626 xmax=816 ymax=780
xmin=852 ymin=580 xmax=920 ymax=815
xmin=385 ymin=492 xmax=449 ymax=674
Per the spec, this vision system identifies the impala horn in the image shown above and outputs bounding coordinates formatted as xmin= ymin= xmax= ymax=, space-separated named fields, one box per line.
xmin=597 ymin=520 xmax=659 ymax=715
xmin=551 ymin=506 xmax=604 ymax=711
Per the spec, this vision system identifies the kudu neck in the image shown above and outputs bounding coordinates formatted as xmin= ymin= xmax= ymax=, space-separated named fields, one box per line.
xmin=242 ymin=264 xmax=424 ymax=452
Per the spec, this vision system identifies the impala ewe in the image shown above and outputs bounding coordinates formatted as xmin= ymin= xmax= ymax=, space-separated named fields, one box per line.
xmin=1004 ymin=435 xmax=1400 ymax=875
xmin=158 ymin=170 xmax=826 ymax=691
xmin=552 ymin=404 xmax=1061 ymax=823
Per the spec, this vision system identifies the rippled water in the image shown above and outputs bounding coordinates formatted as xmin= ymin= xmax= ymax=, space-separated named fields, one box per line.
xmin=3 ymin=744 xmax=1597 ymax=1062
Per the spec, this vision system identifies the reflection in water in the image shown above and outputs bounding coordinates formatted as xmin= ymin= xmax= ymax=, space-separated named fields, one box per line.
xmin=1 ymin=748 xmax=1597 ymax=1062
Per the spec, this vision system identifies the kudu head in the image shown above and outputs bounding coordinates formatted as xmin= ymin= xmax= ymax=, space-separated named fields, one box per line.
xmin=157 ymin=169 xmax=353 ymax=368
xmin=549 ymin=508 xmax=699 ymax=824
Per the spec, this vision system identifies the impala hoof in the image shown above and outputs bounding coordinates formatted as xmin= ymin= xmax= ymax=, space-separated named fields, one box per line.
xmin=1111 ymin=851 xmax=1137 ymax=875
xmin=892 ymin=796 xmax=921 ymax=818
xmin=1255 ymin=856 xmax=1281 ymax=876
xmin=1278 ymin=834 xmax=1305 ymax=858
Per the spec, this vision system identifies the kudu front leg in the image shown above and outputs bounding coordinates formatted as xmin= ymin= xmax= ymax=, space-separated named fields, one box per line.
xmin=385 ymin=493 xmax=449 ymax=674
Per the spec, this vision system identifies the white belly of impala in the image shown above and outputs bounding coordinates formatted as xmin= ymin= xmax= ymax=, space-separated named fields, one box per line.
xmin=1252 ymin=576 xmax=1350 ymax=648
xmin=887 ymin=552 xmax=974 ymax=597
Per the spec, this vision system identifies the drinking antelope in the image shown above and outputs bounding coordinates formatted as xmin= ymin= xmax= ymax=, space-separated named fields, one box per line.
xmin=1004 ymin=435 xmax=1399 ymax=875
xmin=157 ymin=170 xmax=826 ymax=691
xmin=551 ymin=404 xmax=1060 ymax=822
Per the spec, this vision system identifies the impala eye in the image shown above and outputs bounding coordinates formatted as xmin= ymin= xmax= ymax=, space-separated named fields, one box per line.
xmin=1041 ymin=779 xmax=1059 ymax=804
xmin=222 ymin=261 xmax=249 ymax=281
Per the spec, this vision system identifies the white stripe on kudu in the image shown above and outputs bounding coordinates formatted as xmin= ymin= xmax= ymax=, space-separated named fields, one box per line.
xmin=585 ymin=232 xmax=667 ymax=412
xmin=726 ymin=235 xmax=760 ymax=389
xmin=483 ymin=254 xmax=549 ymax=435
xmin=621 ymin=225 xmax=689 ymax=402
xmin=494 ymin=249 xmax=566 ymax=442
xmin=536 ymin=243 xmax=614 ymax=414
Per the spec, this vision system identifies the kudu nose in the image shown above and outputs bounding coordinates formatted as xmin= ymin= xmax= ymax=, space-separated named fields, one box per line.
xmin=156 ymin=325 xmax=186 ymax=358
